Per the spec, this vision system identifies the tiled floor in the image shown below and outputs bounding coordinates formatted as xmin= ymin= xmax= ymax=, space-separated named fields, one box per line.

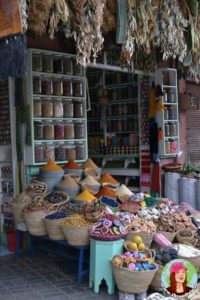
xmin=0 ymin=252 xmax=118 ymax=300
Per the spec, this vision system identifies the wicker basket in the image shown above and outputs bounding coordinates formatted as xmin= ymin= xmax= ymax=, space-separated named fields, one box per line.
xmin=24 ymin=210 xmax=48 ymax=236
xmin=157 ymin=231 xmax=177 ymax=242
xmin=176 ymin=230 xmax=195 ymax=244
xmin=150 ymin=264 xmax=164 ymax=291
xmin=44 ymin=215 xmax=67 ymax=240
xmin=125 ymin=232 xmax=154 ymax=248
xmin=61 ymin=226 xmax=90 ymax=246
xmin=112 ymin=262 xmax=158 ymax=294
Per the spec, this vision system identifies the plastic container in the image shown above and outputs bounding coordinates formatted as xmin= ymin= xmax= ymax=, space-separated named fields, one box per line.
xmin=53 ymin=56 xmax=63 ymax=74
xmin=44 ymin=143 xmax=55 ymax=161
xmin=42 ymin=78 xmax=53 ymax=95
xmin=53 ymin=100 xmax=63 ymax=118
xmin=55 ymin=142 xmax=66 ymax=161
xmin=44 ymin=121 xmax=54 ymax=140
xmin=54 ymin=122 xmax=64 ymax=139
xmin=63 ymin=80 xmax=73 ymax=97
xmin=34 ymin=121 xmax=44 ymax=140
xmin=164 ymin=107 xmax=169 ymax=120
xmin=33 ymin=77 xmax=41 ymax=94
xmin=74 ymin=101 xmax=83 ymax=118
xmin=167 ymin=90 xmax=175 ymax=102
xmin=168 ymin=106 xmax=175 ymax=120
xmin=34 ymin=98 xmax=42 ymax=117
xmin=63 ymin=101 xmax=74 ymax=118
xmin=73 ymin=60 xmax=83 ymax=76
xmin=42 ymin=99 xmax=53 ymax=118
xmin=169 ymin=123 xmax=177 ymax=136
xmin=42 ymin=54 xmax=53 ymax=73
xmin=73 ymin=80 xmax=83 ymax=97
xmin=76 ymin=143 xmax=85 ymax=160
xmin=74 ymin=122 xmax=84 ymax=139
xmin=165 ymin=123 xmax=169 ymax=137
xmin=64 ymin=122 xmax=75 ymax=139
xmin=32 ymin=53 xmax=42 ymax=72
xmin=169 ymin=139 xmax=178 ymax=153
xmin=53 ymin=79 xmax=63 ymax=96
xmin=165 ymin=140 xmax=170 ymax=154
xmin=65 ymin=143 xmax=76 ymax=160
xmin=63 ymin=58 xmax=73 ymax=74
xmin=35 ymin=143 xmax=44 ymax=163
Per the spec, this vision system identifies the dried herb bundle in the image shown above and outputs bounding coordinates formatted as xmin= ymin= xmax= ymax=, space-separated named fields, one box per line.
xmin=69 ymin=0 xmax=106 ymax=66
xmin=28 ymin=0 xmax=53 ymax=36
xmin=19 ymin=0 xmax=29 ymax=33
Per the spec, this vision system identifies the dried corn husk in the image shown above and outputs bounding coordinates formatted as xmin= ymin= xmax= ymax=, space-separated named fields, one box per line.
xmin=28 ymin=0 xmax=53 ymax=36
xmin=48 ymin=0 xmax=70 ymax=39
xmin=157 ymin=0 xmax=188 ymax=62
xmin=19 ymin=0 xmax=28 ymax=33
xmin=69 ymin=0 xmax=106 ymax=66
xmin=102 ymin=5 xmax=116 ymax=35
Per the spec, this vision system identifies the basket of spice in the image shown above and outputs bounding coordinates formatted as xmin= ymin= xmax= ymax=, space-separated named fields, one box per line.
xmin=61 ymin=213 xmax=94 ymax=245
xmin=172 ymin=243 xmax=200 ymax=272
xmin=43 ymin=191 xmax=69 ymax=205
xmin=111 ymin=250 xmax=157 ymax=294
xmin=176 ymin=230 xmax=195 ymax=244
xmin=83 ymin=204 xmax=104 ymax=222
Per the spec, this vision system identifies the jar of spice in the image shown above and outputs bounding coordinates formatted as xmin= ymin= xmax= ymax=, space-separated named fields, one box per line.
xmin=54 ymin=122 xmax=64 ymax=139
xmin=168 ymin=106 xmax=175 ymax=120
xmin=64 ymin=122 xmax=75 ymax=139
xmin=169 ymin=123 xmax=177 ymax=136
xmin=42 ymin=99 xmax=53 ymax=117
xmin=44 ymin=143 xmax=55 ymax=161
xmin=169 ymin=139 xmax=178 ymax=153
xmin=63 ymin=58 xmax=73 ymax=74
xmin=65 ymin=143 xmax=76 ymax=160
xmin=165 ymin=123 xmax=170 ymax=137
xmin=76 ymin=142 xmax=85 ymax=160
xmin=55 ymin=142 xmax=66 ymax=161
xmin=34 ymin=98 xmax=42 ymax=117
xmin=53 ymin=100 xmax=63 ymax=118
xmin=63 ymin=79 xmax=73 ymax=96
xmin=44 ymin=121 xmax=54 ymax=140
xmin=74 ymin=101 xmax=83 ymax=118
xmin=73 ymin=80 xmax=83 ymax=97
xmin=53 ymin=56 xmax=63 ymax=74
xmin=42 ymin=78 xmax=53 ymax=95
xmin=35 ymin=143 xmax=44 ymax=163
xmin=167 ymin=90 xmax=175 ymax=103
xmin=33 ymin=77 xmax=41 ymax=94
xmin=32 ymin=53 xmax=42 ymax=72
xmin=34 ymin=122 xmax=44 ymax=140
xmin=74 ymin=122 xmax=84 ymax=139
xmin=63 ymin=101 xmax=74 ymax=118
xmin=42 ymin=54 xmax=53 ymax=73
xmin=164 ymin=107 xmax=169 ymax=120
xmin=165 ymin=140 xmax=170 ymax=154
xmin=73 ymin=60 xmax=83 ymax=76
xmin=53 ymin=79 xmax=63 ymax=96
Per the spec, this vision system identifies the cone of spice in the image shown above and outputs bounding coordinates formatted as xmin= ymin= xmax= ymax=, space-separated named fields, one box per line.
xmin=80 ymin=175 xmax=100 ymax=187
xmin=116 ymin=184 xmax=133 ymax=202
xmin=99 ymin=172 xmax=118 ymax=185
xmin=63 ymin=159 xmax=81 ymax=170
xmin=82 ymin=158 xmax=99 ymax=170
xmin=96 ymin=186 xmax=116 ymax=199
xmin=56 ymin=175 xmax=80 ymax=200
xmin=42 ymin=160 xmax=63 ymax=171
xmin=75 ymin=190 xmax=97 ymax=202
xmin=80 ymin=175 xmax=101 ymax=195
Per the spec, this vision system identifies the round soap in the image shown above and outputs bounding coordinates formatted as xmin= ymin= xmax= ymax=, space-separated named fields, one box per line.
xmin=128 ymin=262 xmax=136 ymax=271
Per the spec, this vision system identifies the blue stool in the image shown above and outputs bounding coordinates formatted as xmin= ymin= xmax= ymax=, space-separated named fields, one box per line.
xmin=89 ymin=238 xmax=124 ymax=294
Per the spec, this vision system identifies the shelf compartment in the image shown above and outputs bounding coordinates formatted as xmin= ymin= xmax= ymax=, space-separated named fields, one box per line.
xmin=28 ymin=160 xmax=85 ymax=166
xmin=32 ymin=71 xmax=85 ymax=81
xmin=34 ymin=117 xmax=85 ymax=121
xmin=105 ymin=82 xmax=137 ymax=89
xmin=162 ymin=85 xmax=176 ymax=88
xmin=33 ymin=94 xmax=85 ymax=100
xmin=34 ymin=139 xmax=86 ymax=143
xmin=102 ymin=168 xmax=140 ymax=176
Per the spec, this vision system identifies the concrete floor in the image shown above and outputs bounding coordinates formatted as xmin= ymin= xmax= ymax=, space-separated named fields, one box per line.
xmin=0 ymin=252 xmax=118 ymax=300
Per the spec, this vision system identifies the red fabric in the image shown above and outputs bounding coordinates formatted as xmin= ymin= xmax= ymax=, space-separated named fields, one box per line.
xmin=151 ymin=162 xmax=160 ymax=193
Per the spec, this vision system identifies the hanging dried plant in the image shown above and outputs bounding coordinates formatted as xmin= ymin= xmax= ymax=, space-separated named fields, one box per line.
xmin=68 ymin=0 xmax=106 ymax=66
xmin=19 ymin=0 xmax=29 ymax=33
xmin=48 ymin=0 xmax=70 ymax=39
xmin=102 ymin=5 xmax=116 ymax=35
xmin=28 ymin=0 xmax=53 ymax=36
xmin=157 ymin=0 xmax=188 ymax=62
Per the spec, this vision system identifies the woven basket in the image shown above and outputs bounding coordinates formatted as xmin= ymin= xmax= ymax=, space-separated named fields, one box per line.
xmin=125 ymin=232 xmax=154 ymax=248
xmin=157 ymin=231 xmax=177 ymax=242
xmin=112 ymin=262 xmax=158 ymax=294
xmin=61 ymin=226 xmax=90 ymax=246
xmin=44 ymin=215 xmax=68 ymax=240
xmin=176 ymin=230 xmax=195 ymax=244
xmin=24 ymin=210 xmax=48 ymax=236
xmin=150 ymin=264 xmax=164 ymax=291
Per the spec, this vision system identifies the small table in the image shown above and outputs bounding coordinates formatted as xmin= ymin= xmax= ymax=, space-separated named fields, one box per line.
xmin=89 ymin=238 xmax=124 ymax=294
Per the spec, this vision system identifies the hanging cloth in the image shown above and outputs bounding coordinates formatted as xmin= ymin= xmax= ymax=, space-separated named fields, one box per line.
xmin=151 ymin=162 xmax=160 ymax=196
xmin=149 ymin=118 xmax=159 ymax=162
xmin=148 ymin=84 xmax=156 ymax=118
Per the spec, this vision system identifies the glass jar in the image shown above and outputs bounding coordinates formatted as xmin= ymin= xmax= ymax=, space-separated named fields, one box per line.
xmin=54 ymin=122 xmax=64 ymax=139
xmin=32 ymin=53 xmax=42 ymax=72
xmin=64 ymin=122 xmax=75 ymax=139
xmin=169 ymin=123 xmax=177 ymax=136
xmin=33 ymin=77 xmax=41 ymax=94
xmin=44 ymin=121 xmax=54 ymax=140
xmin=35 ymin=143 xmax=44 ymax=163
xmin=168 ymin=106 xmax=175 ymax=120
xmin=74 ymin=122 xmax=84 ymax=139
xmin=165 ymin=140 xmax=170 ymax=154
xmin=63 ymin=58 xmax=73 ymax=74
xmin=165 ymin=123 xmax=170 ymax=137
xmin=73 ymin=60 xmax=83 ymax=76
xmin=34 ymin=98 xmax=42 ymax=117
xmin=63 ymin=79 xmax=73 ymax=96
xmin=44 ymin=143 xmax=55 ymax=161
xmin=53 ymin=56 xmax=63 ymax=74
xmin=167 ymin=90 xmax=175 ymax=103
xmin=42 ymin=54 xmax=53 ymax=73
xmin=53 ymin=100 xmax=63 ymax=118
xmin=34 ymin=122 xmax=44 ymax=140
xmin=55 ymin=142 xmax=66 ymax=161
xmin=76 ymin=143 xmax=85 ymax=160
xmin=65 ymin=143 xmax=76 ymax=160
xmin=73 ymin=80 xmax=83 ymax=97
xmin=42 ymin=99 xmax=53 ymax=117
xmin=169 ymin=139 xmax=178 ymax=153
xmin=53 ymin=79 xmax=63 ymax=96
xmin=42 ymin=78 xmax=53 ymax=95
xmin=74 ymin=101 xmax=83 ymax=118
xmin=63 ymin=101 xmax=74 ymax=118
xmin=164 ymin=107 xmax=169 ymax=120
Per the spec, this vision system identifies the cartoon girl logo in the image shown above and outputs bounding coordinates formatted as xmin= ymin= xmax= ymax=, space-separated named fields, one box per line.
xmin=161 ymin=259 xmax=197 ymax=298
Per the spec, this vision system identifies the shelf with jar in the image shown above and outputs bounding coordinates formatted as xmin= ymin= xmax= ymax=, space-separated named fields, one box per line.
xmin=155 ymin=68 xmax=180 ymax=156
xmin=25 ymin=49 xmax=88 ymax=165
